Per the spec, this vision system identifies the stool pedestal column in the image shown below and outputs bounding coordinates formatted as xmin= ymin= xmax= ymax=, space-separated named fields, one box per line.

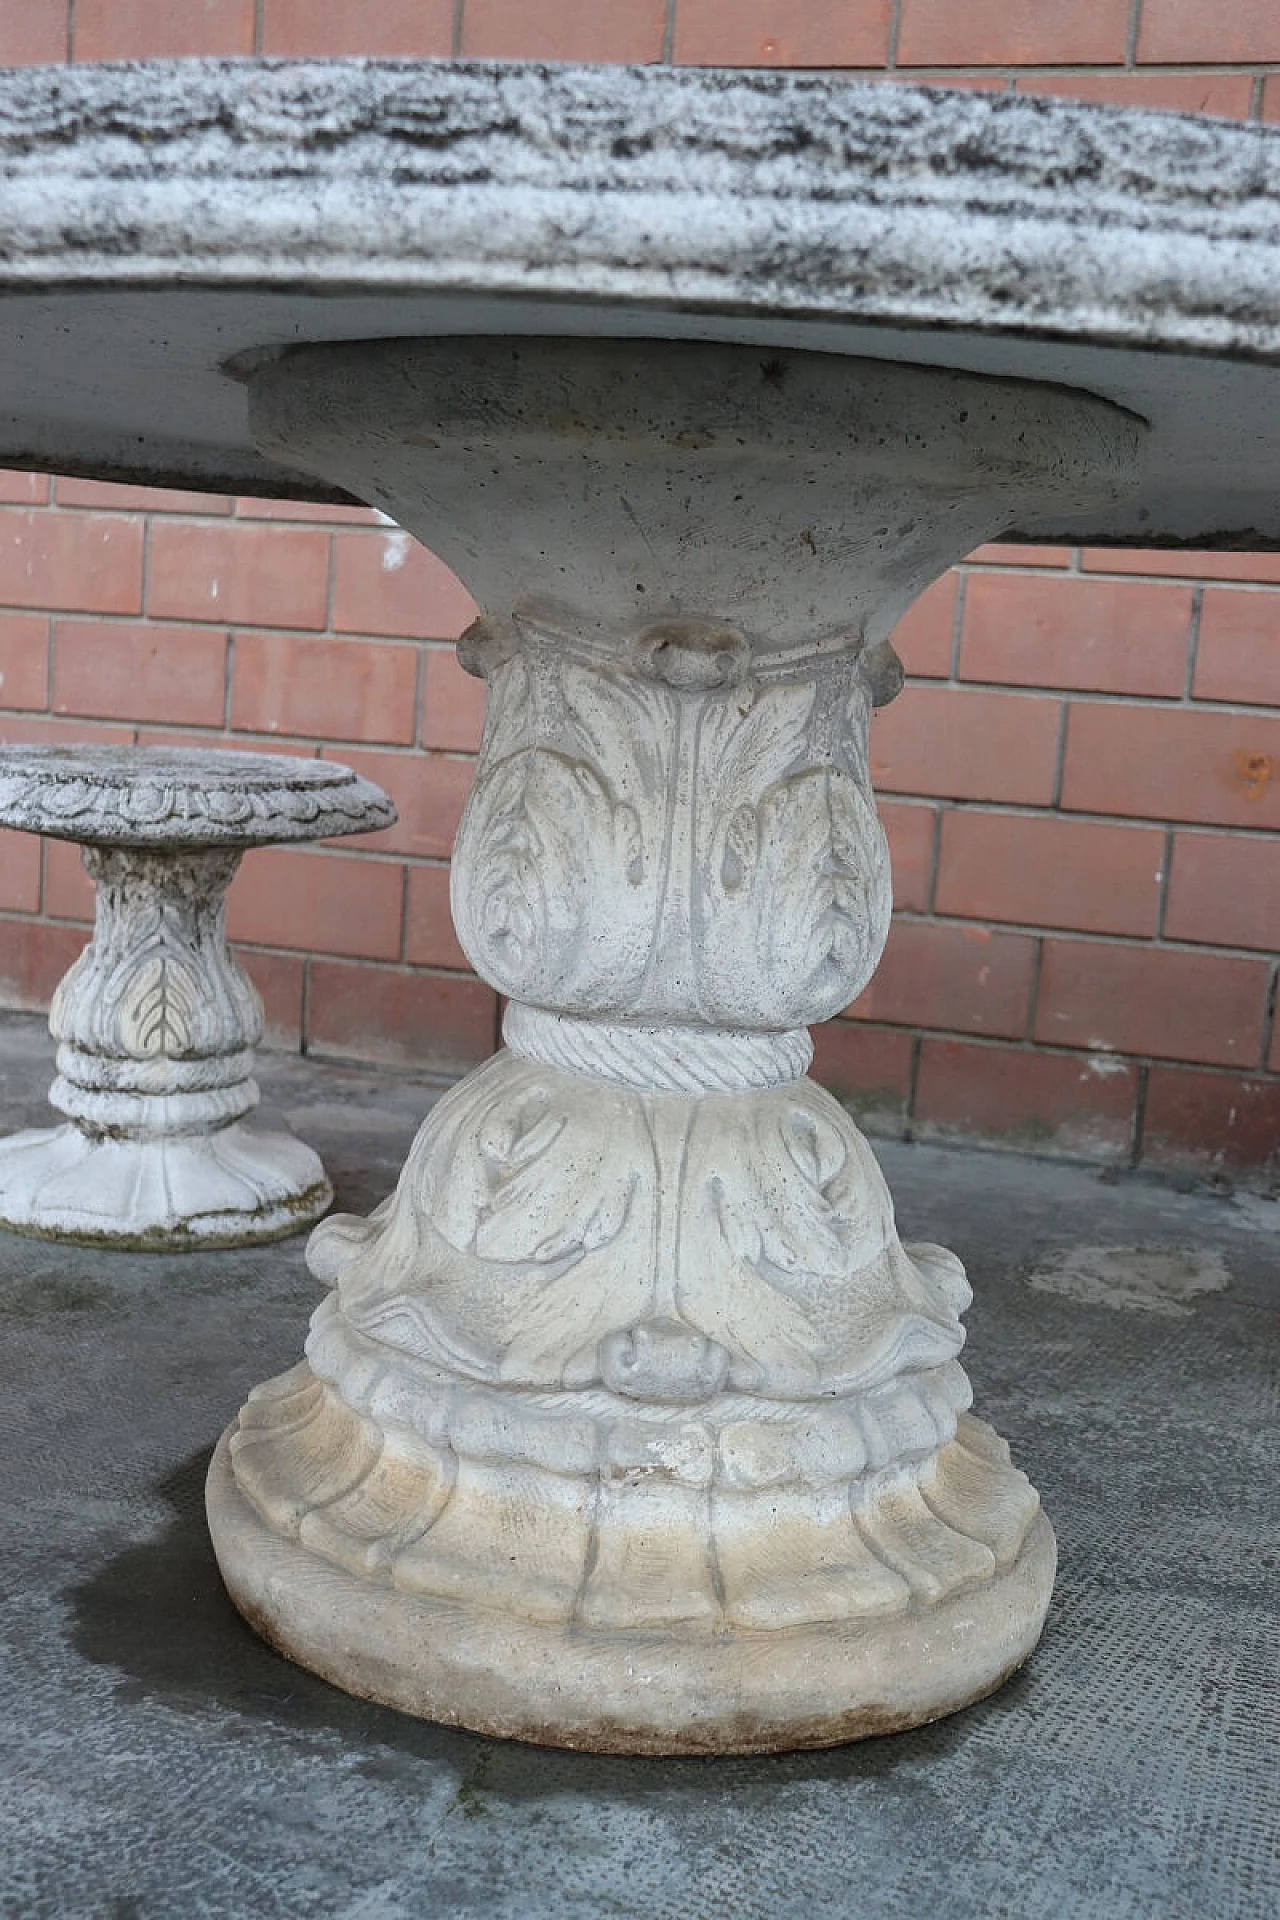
xmin=0 ymin=842 xmax=329 ymax=1246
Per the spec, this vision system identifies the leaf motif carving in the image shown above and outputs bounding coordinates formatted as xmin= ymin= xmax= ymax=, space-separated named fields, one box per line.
xmin=679 ymin=1085 xmax=964 ymax=1396
xmin=47 ymin=850 xmax=261 ymax=1066
xmin=93 ymin=902 xmax=206 ymax=1057
xmin=678 ymin=1097 xmax=842 ymax=1395
xmin=452 ymin=653 xmax=672 ymax=1011
xmin=129 ymin=951 xmax=200 ymax=1055
xmin=335 ymin=1055 xmax=655 ymax=1389
xmin=755 ymin=764 xmax=890 ymax=1016
xmin=693 ymin=675 xmax=890 ymax=1025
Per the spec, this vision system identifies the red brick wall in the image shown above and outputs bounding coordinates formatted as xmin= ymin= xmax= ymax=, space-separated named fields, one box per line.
xmin=1 ymin=4 xmax=1278 ymax=1181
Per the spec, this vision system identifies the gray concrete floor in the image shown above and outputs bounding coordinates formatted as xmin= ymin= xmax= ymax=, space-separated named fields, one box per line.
xmin=0 ymin=1010 xmax=1276 ymax=1920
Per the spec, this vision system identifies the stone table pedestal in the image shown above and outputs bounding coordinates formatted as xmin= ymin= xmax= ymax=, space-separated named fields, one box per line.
xmin=203 ymin=337 xmax=1143 ymax=1750
xmin=0 ymin=747 xmax=393 ymax=1248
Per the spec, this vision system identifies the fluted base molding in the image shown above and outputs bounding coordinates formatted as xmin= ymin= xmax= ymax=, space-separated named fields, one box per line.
xmin=208 ymin=1422 xmax=1054 ymax=1755
xmin=0 ymin=1120 xmax=331 ymax=1249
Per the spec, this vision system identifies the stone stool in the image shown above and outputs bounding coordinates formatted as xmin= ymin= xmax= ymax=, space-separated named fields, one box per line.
xmin=0 ymin=746 xmax=394 ymax=1248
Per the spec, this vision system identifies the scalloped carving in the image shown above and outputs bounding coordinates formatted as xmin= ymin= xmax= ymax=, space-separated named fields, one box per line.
xmin=0 ymin=745 xmax=395 ymax=848
xmin=303 ymin=1051 xmax=966 ymax=1407
xmin=229 ymin=1356 xmax=1039 ymax=1634
xmin=216 ymin=1044 xmax=1043 ymax=1633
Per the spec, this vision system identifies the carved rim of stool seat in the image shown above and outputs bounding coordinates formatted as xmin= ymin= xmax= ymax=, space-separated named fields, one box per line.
xmin=0 ymin=745 xmax=395 ymax=849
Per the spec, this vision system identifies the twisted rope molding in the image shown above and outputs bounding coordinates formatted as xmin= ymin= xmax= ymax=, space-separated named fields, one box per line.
xmin=503 ymin=1003 xmax=814 ymax=1093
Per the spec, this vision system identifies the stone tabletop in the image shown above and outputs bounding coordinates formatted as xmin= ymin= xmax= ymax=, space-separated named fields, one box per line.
xmin=0 ymin=60 xmax=1279 ymax=545
xmin=0 ymin=745 xmax=396 ymax=848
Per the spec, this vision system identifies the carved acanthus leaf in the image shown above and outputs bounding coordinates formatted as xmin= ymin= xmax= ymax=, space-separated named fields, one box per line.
xmin=307 ymin=1052 xmax=966 ymax=1408
xmin=696 ymin=678 xmax=890 ymax=1025
xmin=455 ymin=636 xmax=891 ymax=1026
xmin=453 ymin=653 xmax=671 ymax=1006
xmin=122 ymin=940 xmax=203 ymax=1056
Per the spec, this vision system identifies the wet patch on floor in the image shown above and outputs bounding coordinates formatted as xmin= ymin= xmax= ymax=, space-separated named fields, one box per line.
xmin=1027 ymin=1244 xmax=1231 ymax=1319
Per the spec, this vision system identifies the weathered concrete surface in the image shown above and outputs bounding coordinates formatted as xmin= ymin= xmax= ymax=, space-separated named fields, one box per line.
xmin=0 ymin=1009 xmax=1275 ymax=1915
xmin=1 ymin=60 xmax=1280 ymax=543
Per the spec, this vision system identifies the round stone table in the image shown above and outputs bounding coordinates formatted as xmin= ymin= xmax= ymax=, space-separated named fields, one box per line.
xmin=0 ymin=746 xmax=393 ymax=1247
xmin=1 ymin=59 xmax=1278 ymax=1754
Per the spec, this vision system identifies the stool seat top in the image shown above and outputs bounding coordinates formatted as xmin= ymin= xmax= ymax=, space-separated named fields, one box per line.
xmin=2 ymin=60 xmax=1280 ymax=546
xmin=0 ymin=745 xmax=396 ymax=848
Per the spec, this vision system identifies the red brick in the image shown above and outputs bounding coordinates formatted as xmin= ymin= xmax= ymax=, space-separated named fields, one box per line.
xmin=1061 ymin=703 xmax=1280 ymax=831
xmin=53 ymin=620 xmax=227 ymax=728
xmin=461 ymin=0 xmax=665 ymax=61
xmin=331 ymin=530 xmax=477 ymax=642
xmin=420 ymin=646 xmax=487 ymax=753
xmin=880 ymin=801 xmax=935 ymax=913
xmin=1138 ymin=1 xmax=1280 ymax=63
xmin=338 ymin=750 xmax=474 ymax=860
xmin=226 ymin=849 xmax=404 ymax=961
xmin=673 ymin=0 xmax=889 ymax=65
xmin=0 ymin=916 xmax=88 ymax=1012
xmin=1192 ymin=589 xmax=1280 ymax=708
xmin=935 ymin=810 xmax=1164 ymax=937
xmin=0 ymin=830 xmax=42 ymax=915
xmin=915 ymin=1038 xmax=1137 ymax=1160
xmin=1143 ymin=1066 xmax=1280 ymax=1177
xmin=0 ymin=714 xmax=132 ymax=750
xmin=897 ymin=0 xmax=1129 ymax=65
xmin=846 ymin=918 xmax=1036 ymax=1038
xmin=230 ymin=631 xmax=417 ymax=746
xmin=1034 ymin=939 xmax=1269 ymax=1067
xmin=53 ymin=478 xmax=233 ymax=515
xmin=235 ymin=497 xmax=375 ymax=526
xmin=966 ymin=544 xmax=1071 ymax=568
xmin=0 ymin=614 xmax=50 ymax=711
xmin=959 ymin=573 xmax=1191 ymax=697
xmin=0 ymin=509 xmax=143 ymax=615
xmin=43 ymin=839 xmax=93 ymax=923
xmin=1264 ymin=77 xmax=1280 ymax=124
xmin=811 ymin=1021 xmax=912 ymax=1131
xmin=148 ymin=521 xmax=329 ymax=631
xmin=73 ymin=0 xmax=254 ymax=59
xmin=0 ymin=1 xmax=66 ymax=64
xmin=1163 ymin=832 xmax=1280 ymax=953
xmin=404 ymin=864 xmax=471 ymax=972
xmin=0 ymin=472 xmax=49 ymax=506
xmin=237 ymin=948 xmax=305 ymax=1050
xmin=307 ymin=962 xmax=498 ymax=1075
xmin=884 ymin=73 xmax=1009 ymax=91
xmin=888 ymin=576 xmax=956 ymax=679
xmin=132 ymin=726 xmax=244 ymax=755
xmin=1012 ymin=72 xmax=1254 ymax=118
xmin=870 ymin=685 xmax=1061 ymax=805
xmin=1081 ymin=548 xmax=1280 ymax=584
xmin=1271 ymin=1017 xmax=1280 ymax=1076
xmin=260 ymin=0 xmax=454 ymax=55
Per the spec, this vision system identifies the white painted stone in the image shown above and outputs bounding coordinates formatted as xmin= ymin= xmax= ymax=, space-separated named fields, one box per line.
xmin=0 ymin=62 xmax=1276 ymax=546
xmin=208 ymin=339 xmax=1144 ymax=1751
xmin=0 ymin=747 xmax=394 ymax=1248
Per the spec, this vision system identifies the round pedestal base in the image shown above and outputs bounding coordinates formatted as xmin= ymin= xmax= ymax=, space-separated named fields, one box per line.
xmin=0 ymin=1121 xmax=331 ymax=1248
xmin=207 ymin=1428 xmax=1056 ymax=1756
